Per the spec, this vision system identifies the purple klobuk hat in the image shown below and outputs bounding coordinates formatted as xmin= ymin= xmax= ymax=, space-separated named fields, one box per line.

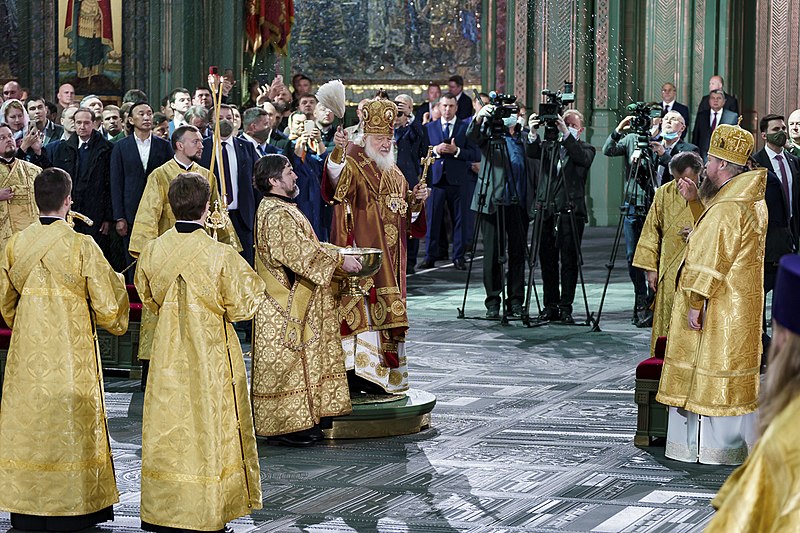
xmin=773 ymin=254 xmax=800 ymax=334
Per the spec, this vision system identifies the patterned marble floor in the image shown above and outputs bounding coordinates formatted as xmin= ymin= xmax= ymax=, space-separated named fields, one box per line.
xmin=1 ymin=227 xmax=734 ymax=532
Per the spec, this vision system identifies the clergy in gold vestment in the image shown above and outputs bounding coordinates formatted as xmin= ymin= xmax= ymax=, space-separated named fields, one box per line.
xmin=128 ymin=125 xmax=240 ymax=367
xmin=251 ymin=154 xmax=360 ymax=446
xmin=321 ymin=99 xmax=429 ymax=394
xmin=0 ymin=124 xmax=39 ymax=251
xmin=632 ymin=151 xmax=704 ymax=355
xmin=135 ymin=173 xmax=264 ymax=532
xmin=0 ymin=168 xmax=128 ymax=531
xmin=706 ymin=255 xmax=800 ymax=532
xmin=658 ymin=123 xmax=767 ymax=465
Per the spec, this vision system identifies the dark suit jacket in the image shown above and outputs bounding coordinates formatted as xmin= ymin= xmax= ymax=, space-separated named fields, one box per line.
xmin=50 ymin=130 xmax=114 ymax=225
xmin=697 ymin=91 xmax=739 ymax=114
xmin=412 ymin=101 xmax=434 ymax=129
xmin=395 ymin=120 xmax=430 ymax=187
xmin=199 ymin=136 xmax=260 ymax=231
xmin=454 ymin=92 xmax=473 ymax=121
xmin=753 ymin=147 xmax=800 ymax=253
xmin=652 ymin=139 xmax=700 ymax=184
xmin=110 ymin=134 xmax=173 ymax=224
xmin=527 ymin=133 xmax=596 ymax=220
xmin=691 ymin=109 xmax=738 ymax=158
xmin=425 ymin=118 xmax=480 ymax=187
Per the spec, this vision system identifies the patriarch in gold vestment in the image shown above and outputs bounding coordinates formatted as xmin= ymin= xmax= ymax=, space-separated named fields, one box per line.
xmin=0 ymin=168 xmax=128 ymax=529
xmin=321 ymin=98 xmax=429 ymax=394
xmin=128 ymin=125 xmax=239 ymax=365
xmin=632 ymin=151 xmax=704 ymax=355
xmin=658 ymin=122 xmax=767 ymax=465
xmin=251 ymin=154 xmax=360 ymax=445
xmin=0 ymin=124 xmax=39 ymax=251
xmin=135 ymin=173 xmax=264 ymax=532
xmin=706 ymin=255 xmax=800 ymax=532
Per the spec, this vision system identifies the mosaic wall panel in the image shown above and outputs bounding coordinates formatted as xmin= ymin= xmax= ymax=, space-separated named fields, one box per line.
xmin=290 ymin=0 xmax=481 ymax=85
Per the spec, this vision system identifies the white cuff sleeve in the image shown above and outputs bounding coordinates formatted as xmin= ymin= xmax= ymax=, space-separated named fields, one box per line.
xmin=326 ymin=158 xmax=345 ymax=185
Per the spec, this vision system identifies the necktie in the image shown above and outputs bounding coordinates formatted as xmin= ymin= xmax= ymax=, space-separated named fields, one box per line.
xmin=443 ymin=122 xmax=451 ymax=140
xmin=776 ymin=153 xmax=791 ymax=208
xmin=78 ymin=143 xmax=90 ymax=177
xmin=257 ymin=144 xmax=267 ymax=157
xmin=664 ymin=104 xmax=670 ymax=114
xmin=221 ymin=141 xmax=233 ymax=206
xmin=711 ymin=112 xmax=718 ymax=132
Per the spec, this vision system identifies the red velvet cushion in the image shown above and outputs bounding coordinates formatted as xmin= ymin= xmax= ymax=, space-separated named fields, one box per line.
xmin=636 ymin=357 xmax=664 ymax=380
xmin=126 ymin=284 xmax=141 ymax=304
xmin=129 ymin=303 xmax=142 ymax=322
xmin=0 ymin=328 xmax=11 ymax=350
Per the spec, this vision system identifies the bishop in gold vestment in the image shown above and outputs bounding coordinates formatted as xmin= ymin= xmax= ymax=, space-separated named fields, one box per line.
xmin=135 ymin=173 xmax=264 ymax=531
xmin=658 ymin=123 xmax=767 ymax=465
xmin=632 ymin=152 xmax=703 ymax=355
xmin=321 ymin=99 xmax=427 ymax=394
xmin=0 ymin=131 xmax=40 ymax=251
xmin=251 ymin=193 xmax=352 ymax=438
xmin=129 ymin=149 xmax=239 ymax=363
xmin=0 ymin=168 xmax=128 ymax=528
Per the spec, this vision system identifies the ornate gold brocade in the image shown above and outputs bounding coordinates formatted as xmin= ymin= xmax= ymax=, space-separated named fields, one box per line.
xmin=0 ymin=220 xmax=128 ymax=516
xmin=0 ymin=159 xmax=39 ymax=251
xmin=134 ymin=228 xmax=264 ymax=531
xmin=657 ymin=169 xmax=767 ymax=417
xmin=251 ymin=197 xmax=352 ymax=436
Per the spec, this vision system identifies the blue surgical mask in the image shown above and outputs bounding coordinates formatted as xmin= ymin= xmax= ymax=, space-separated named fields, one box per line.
xmin=663 ymin=131 xmax=679 ymax=140
xmin=502 ymin=116 xmax=517 ymax=129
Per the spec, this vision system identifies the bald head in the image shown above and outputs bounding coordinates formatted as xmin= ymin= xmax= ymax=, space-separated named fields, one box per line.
xmin=3 ymin=81 xmax=21 ymax=101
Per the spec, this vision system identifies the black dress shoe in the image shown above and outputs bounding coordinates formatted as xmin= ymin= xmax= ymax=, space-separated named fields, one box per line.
xmin=266 ymin=434 xmax=315 ymax=447
xmin=453 ymin=259 xmax=466 ymax=270
xmin=417 ymin=259 xmax=436 ymax=269
xmin=508 ymin=304 xmax=524 ymax=317
xmin=537 ymin=308 xmax=559 ymax=322
xmin=560 ymin=312 xmax=575 ymax=324
xmin=485 ymin=307 xmax=500 ymax=319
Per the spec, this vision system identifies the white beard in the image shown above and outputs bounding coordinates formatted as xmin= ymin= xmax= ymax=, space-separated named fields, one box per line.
xmin=364 ymin=141 xmax=396 ymax=173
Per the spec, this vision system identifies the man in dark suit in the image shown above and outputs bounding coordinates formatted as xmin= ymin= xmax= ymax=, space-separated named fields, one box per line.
xmin=420 ymin=93 xmax=480 ymax=270
xmin=651 ymin=111 xmax=700 ymax=184
xmin=753 ymin=113 xmax=800 ymax=253
xmin=394 ymin=94 xmax=430 ymax=273
xmin=692 ymin=89 xmax=737 ymax=159
xmin=659 ymin=82 xmax=690 ymax=139
xmin=200 ymin=104 xmax=259 ymax=266
xmin=412 ymin=83 xmax=441 ymax=128
xmin=110 ymin=101 xmax=174 ymax=278
xmin=447 ymin=75 xmax=473 ymax=122
xmin=527 ymin=111 xmax=596 ymax=323
xmin=696 ymin=75 xmax=739 ymax=115
xmin=49 ymin=108 xmax=116 ymax=263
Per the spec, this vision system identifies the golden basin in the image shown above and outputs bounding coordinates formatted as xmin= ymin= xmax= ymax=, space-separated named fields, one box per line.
xmin=325 ymin=245 xmax=383 ymax=297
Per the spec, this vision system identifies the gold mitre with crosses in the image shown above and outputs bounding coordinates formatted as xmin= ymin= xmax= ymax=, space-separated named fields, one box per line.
xmin=707 ymin=118 xmax=754 ymax=166
xmin=361 ymin=99 xmax=397 ymax=136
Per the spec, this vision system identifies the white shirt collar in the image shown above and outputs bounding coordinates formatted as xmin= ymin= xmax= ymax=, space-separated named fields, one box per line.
xmin=134 ymin=133 xmax=152 ymax=145
xmin=77 ymin=137 xmax=90 ymax=149
xmin=765 ymin=144 xmax=784 ymax=159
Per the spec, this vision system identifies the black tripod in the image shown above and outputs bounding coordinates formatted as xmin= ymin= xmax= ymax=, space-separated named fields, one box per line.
xmin=458 ymin=123 xmax=530 ymax=324
xmin=591 ymin=140 xmax=657 ymax=332
xmin=522 ymin=127 xmax=595 ymax=328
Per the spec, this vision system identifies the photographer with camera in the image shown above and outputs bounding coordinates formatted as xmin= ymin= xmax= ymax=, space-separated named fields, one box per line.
xmin=602 ymin=105 xmax=663 ymax=326
xmin=467 ymin=95 xmax=535 ymax=319
xmin=527 ymin=110 xmax=596 ymax=324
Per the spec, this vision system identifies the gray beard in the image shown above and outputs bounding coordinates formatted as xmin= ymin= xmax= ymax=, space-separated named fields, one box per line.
xmin=698 ymin=176 xmax=721 ymax=203
xmin=363 ymin=141 xmax=396 ymax=173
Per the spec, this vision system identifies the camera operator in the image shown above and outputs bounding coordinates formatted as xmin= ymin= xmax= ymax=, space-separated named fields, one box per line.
xmin=649 ymin=111 xmax=700 ymax=185
xmin=527 ymin=110 xmax=596 ymax=323
xmin=467 ymin=100 xmax=535 ymax=319
xmin=602 ymin=112 xmax=659 ymax=325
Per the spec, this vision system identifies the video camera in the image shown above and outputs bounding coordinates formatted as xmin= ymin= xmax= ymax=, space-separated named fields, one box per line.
xmin=539 ymin=81 xmax=576 ymax=140
xmin=625 ymin=102 xmax=662 ymax=148
xmin=485 ymin=91 xmax=520 ymax=137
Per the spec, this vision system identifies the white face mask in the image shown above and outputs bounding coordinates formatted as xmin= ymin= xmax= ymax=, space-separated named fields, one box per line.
xmin=567 ymin=126 xmax=581 ymax=140
xmin=502 ymin=116 xmax=517 ymax=129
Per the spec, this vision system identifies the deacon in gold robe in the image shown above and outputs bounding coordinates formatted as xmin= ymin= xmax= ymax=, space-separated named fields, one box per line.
xmin=0 ymin=168 xmax=128 ymax=531
xmin=134 ymin=173 xmax=264 ymax=532
xmin=705 ymin=256 xmax=800 ymax=532
xmin=0 ymin=123 xmax=39 ymax=251
xmin=321 ymin=98 xmax=429 ymax=394
xmin=632 ymin=151 xmax=704 ymax=355
xmin=658 ymin=123 xmax=767 ymax=465
xmin=251 ymin=154 xmax=361 ymax=446
xmin=128 ymin=124 xmax=239 ymax=374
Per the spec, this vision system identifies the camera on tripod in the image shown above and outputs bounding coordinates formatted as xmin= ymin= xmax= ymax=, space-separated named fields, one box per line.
xmin=539 ymin=81 xmax=576 ymax=140
xmin=486 ymin=91 xmax=520 ymax=136
xmin=625 ymin=102 xmax=662 ymax=149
